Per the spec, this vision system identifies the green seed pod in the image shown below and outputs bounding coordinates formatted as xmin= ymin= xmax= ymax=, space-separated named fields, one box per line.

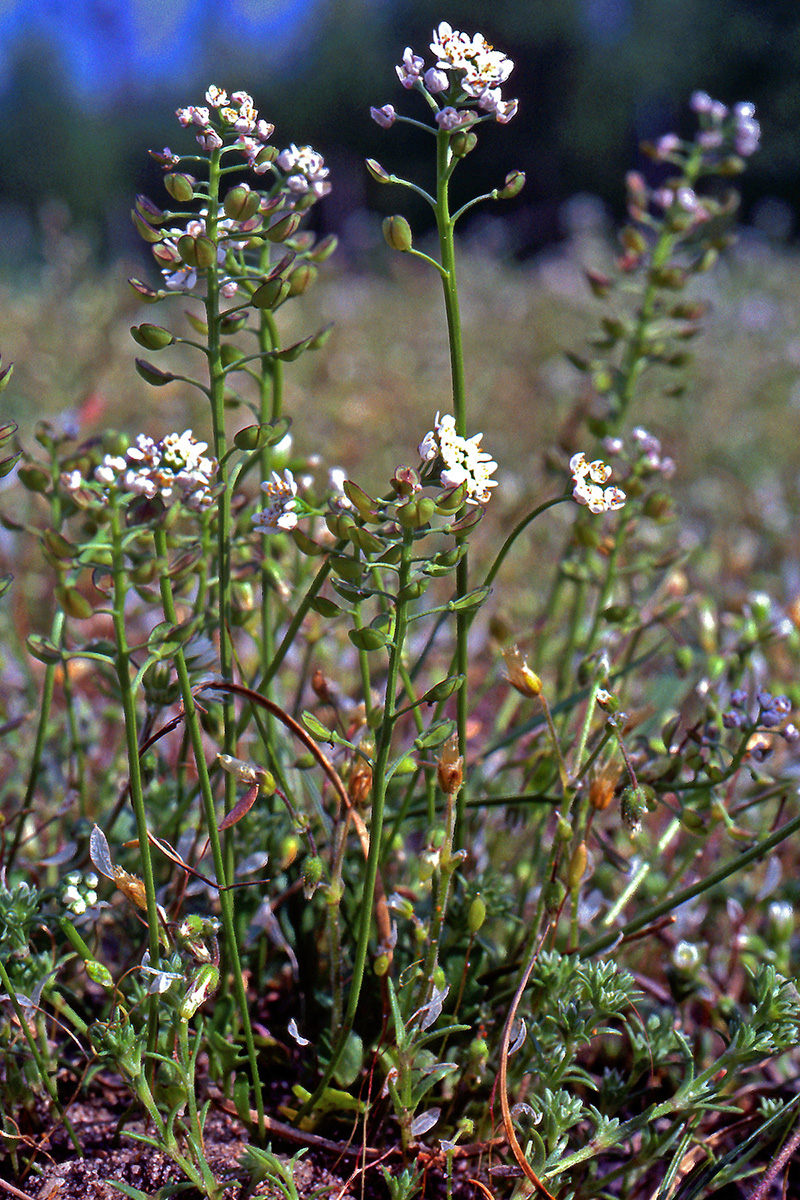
xmin=131 ymin=323 xmax=175 ymax=351
xmin=43 ymin=530 xmax=77 ymax=561
xmin=568 ymin=841 xmax=588 ymax=889
xmin=86 ymin=960 xmax=114 ymax=989
xmin=128 ymin=277 xmax=162 ymax=303
xmin=396 ymin=495 xmax=436 ymax=528
xmin=348 ymin=626 xmax=390 ymax=652
xmin=495 ymin=169 xmax=526 ymax=199
xmin=266 ymin=212 xmax=303 ymax=243
xmin=131 ymin=210 xmax=162 ymax=244
xmin=543 ymin=879 xmax=565 ymax=914
xmin=135 ymin=359 xmax=176 ymax=387
xmin=451 ymin=130 xmax=478 ymax=158
xmin=223 ymin=184 xmax=261 ymax=221
xmin=383 ymin=215 xmax=413 ymax=252
xmin=373 ymin=953 xmax=390 ymax=977
xmin=307 ymin=233 xmax=338 ymax=262
xmin=56 ymin=585 xmax=93 ymax=620
xmin=164 ymin=172 xmax=196 ymax=203
xmin=288 ymin=263 xmax=318 ymax=296
xmin=397 ymin=578 xmax=428 ymax=603
xmin=365 ymin=158 xmax=391 ymax=183
xmin=18 ymin=465 xmax=50 ymax=494
xmin=135 ymin=195 xmax=166 ymax=224
xmin=251 ymin=277 xmax=291 ymax=309
xmin=303 ymin=855 xmax=324 ymax=898
xmin=468 ymin=895 xmax=487 ymax=934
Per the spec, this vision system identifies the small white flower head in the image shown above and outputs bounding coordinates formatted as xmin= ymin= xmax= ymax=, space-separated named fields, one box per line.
xmin=124 ymin=430 xmax=217 ymax=511
xmin=329 ymin=467 xmax=354 ymax=510
xmin=429 ymin=21 xmax=517 ymax=119
xmin=205 ymin=85 xmax=229 ymax=108
xmin=253 ymin=469 xmax=300 ymax=534
xmin=570 ymin=452 xmax=626 ymax=514
xmin=370 ymin=104 xmax=397 ymax=128
xmin=276 ymin=144 xmax=331 ymax=199
xmin=418 ymin=411 xmax=497 ymax=505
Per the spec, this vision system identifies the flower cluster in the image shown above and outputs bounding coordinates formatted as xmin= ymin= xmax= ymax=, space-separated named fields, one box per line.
xmin=62 ymin=871 xmax=99 ymax=916
xmin=62 ymin=431 xmax=217 ymax=512
xmin=603 ymin=428 xmax=675 ymax=479
xmin=176 ymin=86 xmax=275 ymax=170
xmin=418 ymin=412 xmax=497 ymax=505
xmin=723 ymin=689 xmax=799 ymax=742
xmin=690 ymin=92 xmax=760 ymax=158
xmin=570 ymin=453 xmax=626 ymax=513
xmin=383 ymin=21 xmax=517 ymax=127
xmin=275 ymin=144 xmax=331 ymax=200
xmin=650 ymin=93 xmax=760 ymax=165
xmin=156 ymin=213 xmax=258 ymax=295
xmin=253 ymin=469 xmax=300 ymax=534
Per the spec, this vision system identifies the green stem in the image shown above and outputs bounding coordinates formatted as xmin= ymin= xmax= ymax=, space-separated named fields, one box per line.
xmin=0 ymin=956 xmax=81 ymax=1154
xmin=204 ymin=147 xmax=237 ymax=860
xmin=581 ymin=804 xmax=800 ymax=958
xmin=434 ymin=127 xmax=469 ymax=848
xmin=300 ymin=528 xmax=415 ymax=1110
xmin=153 ymin=523 xmax=265 ymax=1137
xmin=109 ymin=500 xmax=162 ymax=1050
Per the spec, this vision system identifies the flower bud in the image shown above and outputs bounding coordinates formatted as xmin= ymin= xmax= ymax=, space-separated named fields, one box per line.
xmin=383 ymin=215 xmax=413 ymax=252
xmin=370 ymin=104 xmax=396 ymax=128
xmin=424 ymin=68 xmax=449 ymax=93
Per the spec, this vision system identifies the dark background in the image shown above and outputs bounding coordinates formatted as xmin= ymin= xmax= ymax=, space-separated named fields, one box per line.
xmin=1 ymin=0 xmax=798 ymax=264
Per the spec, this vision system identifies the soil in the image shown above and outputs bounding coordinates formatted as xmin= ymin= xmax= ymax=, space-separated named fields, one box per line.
xmin=3 ymin=1087 xmax=500 ymax=1200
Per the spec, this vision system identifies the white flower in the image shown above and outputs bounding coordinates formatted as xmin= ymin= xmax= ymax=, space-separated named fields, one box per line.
xmin=205 ymin=85 xmax=228 ymax=108
xmin=418 ymin=412 xmax=497 ymax=505
xmin=253 ymin=469 xmax=300 ymax=533
xmin=124 ymin=431 xmax=217 ymax=510
xmin=570 ymin=452 xmax=626 ymax=513
xmin=276 ymin=144 xmax=331 ymax=199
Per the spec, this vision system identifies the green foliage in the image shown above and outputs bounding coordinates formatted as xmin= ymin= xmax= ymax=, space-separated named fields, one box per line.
xmin=0 ymin=34 xmax=797 ymax=1200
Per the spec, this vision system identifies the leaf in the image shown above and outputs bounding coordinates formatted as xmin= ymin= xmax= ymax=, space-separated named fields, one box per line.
xmin=89 ymin=825 xmax=115 ymax=879
xmin=410 ymin=1108 xmax=441 ymax=1137
xmin=218 ymin=783 xmax=259 ymax=831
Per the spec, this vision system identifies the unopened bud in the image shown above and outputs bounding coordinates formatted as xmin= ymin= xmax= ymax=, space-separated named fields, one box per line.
xmin=567 ymin=841 xmax=588 ymax=888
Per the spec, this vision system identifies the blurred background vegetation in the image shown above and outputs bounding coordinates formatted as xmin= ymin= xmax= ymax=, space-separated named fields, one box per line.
xmin=1 ymin=0 xmax=798 ymax=270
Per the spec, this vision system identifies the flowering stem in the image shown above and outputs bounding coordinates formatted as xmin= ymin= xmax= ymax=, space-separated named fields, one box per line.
xmin=434 ymin=128 xmax=469 ymax=846
xmin=153 ymin=523 xmax=265 ymax=1137
xmin=109 ymin=498 xmax=162 ymax=1038
xmin=203 ymin=147 xmax=237 ymax=848
xmin=300 ymin=528 xmax=415 ymax=1111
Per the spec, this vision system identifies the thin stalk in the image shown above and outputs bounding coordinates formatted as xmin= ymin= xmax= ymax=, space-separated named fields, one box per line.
xmin=299 ymin=528 xmax=415 ymax=1111
xmin=434 ymin=127 xmax=469 ymax=847
xmin=203 ymin=147 xmax=237 ymax=867
xmin=109 ymin=500 xmax=162 ymax=1047
xmin=153 ymin=523 xmax=265 ymax=1136
xmin=0 ymin=956 xmax=81 ymax=1154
